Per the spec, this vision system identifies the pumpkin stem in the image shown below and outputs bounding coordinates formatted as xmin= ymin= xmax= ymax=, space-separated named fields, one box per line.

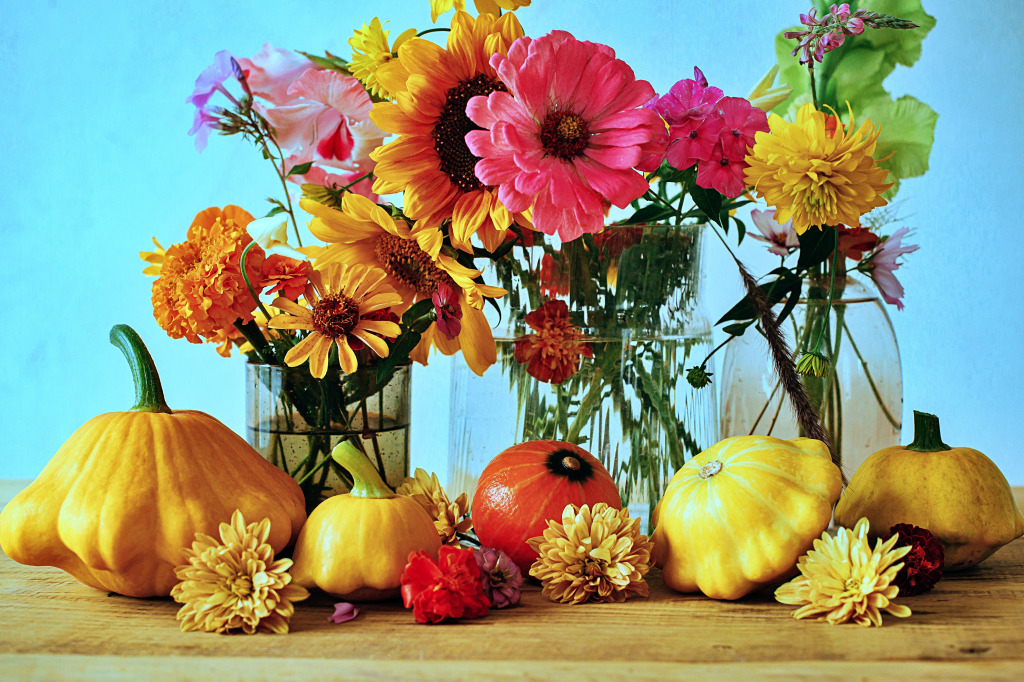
xmin=906 ymin=411 xmax=951 ymax=452
xmin=110 ymin=324 xmax=172 ymax=414
xmin=331 ymin=442 xmax=394 ymax=499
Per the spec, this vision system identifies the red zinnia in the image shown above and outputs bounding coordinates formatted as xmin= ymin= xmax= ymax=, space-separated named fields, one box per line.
xmin=400 ymin=546 xmax=491 ymax=624
xmin=261 ymin=254 xmax=313 ymax=301
xmin=883 ymin=524 xmax=944 ymax=596
xmin=513 ymin=300 xmax=594 ymax=384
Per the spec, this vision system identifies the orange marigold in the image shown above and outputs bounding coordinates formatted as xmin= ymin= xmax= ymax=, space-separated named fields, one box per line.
xmin=513 ymin=300 xmax=593 ymax=384
xmin=151 ymin=205 xmax=265 ymax=346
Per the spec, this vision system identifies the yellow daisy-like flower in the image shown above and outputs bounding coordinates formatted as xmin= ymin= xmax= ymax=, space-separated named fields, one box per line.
xmin=140 ymin=237 xmax=166 ymax=276
xmin=528 ymin=502 xmax=653 ymax=605
xmin=348 ymin=18 xmax=417 ymax=101
xmin=397 ymin=468 xmax=472 ymax=544
xmin=267 ymin=262 xmax=403 ymax=378
xmin=300 ymin=194 xmax=505 ymax=376
xmin=170 ymin=510 xmax=309 ymax=635
xmin=775 ymin=517 xmax=912 ymax=627
xmin=370 ymin=10 xmax=529 ymax=253
xmin=429 ymin=0 xmax=531 ymax=23
xmin=744 ymin=103 xmax=893 ymax=234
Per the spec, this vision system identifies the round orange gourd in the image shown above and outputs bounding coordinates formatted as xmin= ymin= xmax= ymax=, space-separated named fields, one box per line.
xmin=835 ymin=411 xmax=1024 ymax=570
xmin=290 ymin=442 xmax=442 ymax=600
xmin=652 ymin=435 xmax=842 ymax=600
xmin=0 ymin=325 xmax=307 ymax=598
xmin=473 ymin=440 xmax=622 ymax=572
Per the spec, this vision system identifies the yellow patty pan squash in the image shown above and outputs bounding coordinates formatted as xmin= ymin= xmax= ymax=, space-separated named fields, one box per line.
xmin=835 ymin=411 xmax=1024 ymax=570
xmin=0 ymin=325 xmax=306 ymax=598
xmin=290 ymin=442 xmax=442 ymax=600
xmin=651 ymin=435 xmax=842 ymax=600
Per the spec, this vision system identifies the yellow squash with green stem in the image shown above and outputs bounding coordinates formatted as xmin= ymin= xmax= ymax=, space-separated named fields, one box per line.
xmin=0 ymin=325 xmax=307 ymax=597
xmin=651 ymin=435 xmax=842 ymax=600
xmin=290 ymin=441 xmax=442 ymax=599
xmin=835 ymin=411 xmax=1024 ymax=570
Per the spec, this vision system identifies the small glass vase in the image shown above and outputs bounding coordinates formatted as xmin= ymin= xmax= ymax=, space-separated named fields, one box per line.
xmin=719 ymin=273 xmax=902 ymax=477
xmin=246 ymin=362 xmax=411 ymax=512
xmin=447 ymin=224 xmax=719 ymax=531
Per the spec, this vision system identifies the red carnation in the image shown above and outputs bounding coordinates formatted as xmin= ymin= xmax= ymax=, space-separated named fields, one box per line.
xmin=400 ymin=546 xmax=491 ymax=624
xmin=884 ymin=524 xmax=944 ymax=596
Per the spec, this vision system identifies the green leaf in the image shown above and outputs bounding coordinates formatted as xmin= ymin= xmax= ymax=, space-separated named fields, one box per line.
xmin=621 ymin=203 xmax=676 ymax=225
xmin=287 ymin=161 xmax=314 ymax=177
xmin=298 ymin=51 xmax=352 ymax=76
xmin=861 ymin=94 xmax=938 ymax=197
xmin=732 ymin=217 xmax=747 ymax=245
xmin=690 ymin=184 xmax=724 ymax=227
xmin=716 ymin=268 xmax=802 ymax=324
xmin=265 ymin=205 xmax=286 ymax=218
xmin=722 ymin=321 xmax=753 ymax=337
xmin=401 ymin=298 xmax=435 ymax=327
xmin=796 ymin=226 xmax=837 ymax=271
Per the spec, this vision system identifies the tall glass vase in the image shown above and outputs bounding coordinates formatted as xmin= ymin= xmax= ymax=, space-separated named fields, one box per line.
xmin=719 ymin=273 xmax=902 ymax=477
xmin=448 ymin=224 xmax=719 ymax=531
xmin=246 ymin=362 xmax=411 ymax=513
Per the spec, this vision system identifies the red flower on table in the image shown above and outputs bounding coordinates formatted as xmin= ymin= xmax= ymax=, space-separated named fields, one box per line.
xmin=400 ymin=546 xmax=491 ymax=624
xmin=883 ymin=523 xmax=944 ymax=596
xmin=513 ymin=300 xmax=594 ymax=384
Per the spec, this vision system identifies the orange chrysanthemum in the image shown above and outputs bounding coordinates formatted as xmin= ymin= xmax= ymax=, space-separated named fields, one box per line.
xmin=300 ymin=194 xmax=505 ymax=376
xmin=369 ymin=11 xmax=530 ymax=253
xmin=267 ymin=263 xmax=403 ymax=378
xmin=514 ymin=300 xmax=594 ymax=384
xmin=151 ymin=205 xmax=264 ymax=346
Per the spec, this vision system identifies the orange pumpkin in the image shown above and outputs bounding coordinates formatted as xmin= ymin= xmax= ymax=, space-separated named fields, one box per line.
xmin=473 ymin=440 xmax=621 ymax=572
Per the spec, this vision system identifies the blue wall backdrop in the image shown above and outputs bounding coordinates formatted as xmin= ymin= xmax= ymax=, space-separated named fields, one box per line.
xmin=1 ymin=0 xmax=1022 ymax=484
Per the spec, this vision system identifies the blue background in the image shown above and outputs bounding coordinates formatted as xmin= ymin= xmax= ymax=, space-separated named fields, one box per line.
xmin=1 ymin=0 xmax=1021 ymax=484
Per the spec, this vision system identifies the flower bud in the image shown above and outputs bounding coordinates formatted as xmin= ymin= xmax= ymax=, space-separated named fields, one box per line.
xmin=795 ymin=351 xmax=831 ymax=378
xmin=686 ymin=365 xmax=713 ymax=389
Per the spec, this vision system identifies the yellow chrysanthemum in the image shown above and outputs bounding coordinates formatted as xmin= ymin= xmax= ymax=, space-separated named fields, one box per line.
xmin=744 ymin=103 xmax=892 ymax=234
xmin=140 ymin=237 xmax=166 ymax=276
xmin=370 ymin=11 xmax=530 ymax=253
xmin=528 ymin=503 xmax=653 ymax=605
xmin=171 ymin=510 xmax=309 ymax=635
xmin=299 ymin=194 xmax=505 ymax=376
xmin=430 ymin=0 xmax=531 ymax=23
xmin=397 ymin=468 xmax=472 ymax=544
xmin=348 ymin=18 xmax=416 ymax=100
xmin=775 ymin=517 xmax=912 ymax=627
xmin=267 ymin=262 xmax=403 ymax=378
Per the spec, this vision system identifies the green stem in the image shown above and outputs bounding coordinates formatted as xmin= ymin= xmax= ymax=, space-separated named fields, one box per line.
xmin=808 ymin=63 xmax=820 ymax=111
xmin=267 ymin=135 xmax=303 ymax=247
xmin=109 ymin=324 xmax=172 ymax=414
xmin=810 ymin=226 xmax=841 ymax=354
xmin=841 ymin=319 xmax=901 ymax=429
xmin=331 ymin=442 xmax=394 ymax=498
xmin=240 ymin=241 xmax=274 ymax=323
xmin=233 ymin=320 xmax=277 ymax=365
xmin=416 ymin=27 xmax=451 ymax=37
xmin=905 ymin=411 xmax=951 ymax=452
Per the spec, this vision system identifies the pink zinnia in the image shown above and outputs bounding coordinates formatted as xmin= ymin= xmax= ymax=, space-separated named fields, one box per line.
xmin=861 ymin=227 xmax=919 ymax=310
xmin=465 ymin=31 xmax=665 ymax=242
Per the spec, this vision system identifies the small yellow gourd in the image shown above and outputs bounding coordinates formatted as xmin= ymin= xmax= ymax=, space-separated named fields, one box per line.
xmin=0 ymin=325 xmax=306 ymax=597
xmin=835 ymin=411 xmax=1024 ymax=570
xmin=290 ymin=442 xmax=442 ymax=600
xmin=651 ymin=435 xmax=842 ymax=600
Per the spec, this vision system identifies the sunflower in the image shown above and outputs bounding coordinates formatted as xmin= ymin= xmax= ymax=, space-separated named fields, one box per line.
xmin=369 ymin=10 xmax=529 ymax=253
xmin=743 ymin=103 xmax=892 ymax=234
xmin=348 ymin=18 xmax=416 ymax=101
xmin=429 ymin=0 xmax=531 ymax=24
xmin=267 ymin=262 xmax=402 ymax=378
xmin=300 ymin=194 xmax=505 ymax=376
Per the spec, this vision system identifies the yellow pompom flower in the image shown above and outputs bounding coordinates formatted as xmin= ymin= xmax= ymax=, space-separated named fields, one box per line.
xmin=171 ymin=510 xmax=309 ymax=634
xmin=396 ymin=468 xmax=472 ymax=544
xmin=744 ymin=103 xmax=892 ymax=234
xmin=775 ymin=517 xmax=912 ymax=627
xmin=348 ymin=18 xmax=416 ymax=100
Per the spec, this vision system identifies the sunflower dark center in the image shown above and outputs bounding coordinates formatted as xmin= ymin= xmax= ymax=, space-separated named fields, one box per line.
xmin=433 ymin=73 xmax=507 ymax=193
xmin=375 ymin=232 xmax=455 ymax=296
xmin=312 ymin=293 xmax=360 ymax=339
xmin=540 ymin=110 xmax=590 ymax=159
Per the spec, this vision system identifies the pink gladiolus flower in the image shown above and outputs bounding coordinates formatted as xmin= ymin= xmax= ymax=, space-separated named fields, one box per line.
xmin=466 ymin=31 xmax=665 ymax=242
xmin=860 ymin=227 xmax=919 ymax=310
xmin=432 ymin=282 xmax=463 ymax=341
xmin=235 ymin=43 xmax=314 ymax=106
xmin=262 ymin=69 xmax=384 ymax=173
xmin=187 ymin=50 xmax=235 ymax=152
xmin=474 ymin=546 xmax=523 ymax=609
xmin=750 ymin=208 xmax=799 ymax=256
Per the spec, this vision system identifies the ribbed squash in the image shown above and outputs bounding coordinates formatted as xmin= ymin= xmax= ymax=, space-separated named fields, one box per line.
xmin=652 ymin=435 xmax=842 ymax=600
xmin=290 ymin=442 xmax=441 ymax=600
xmin=835 ymin=411 xmax=1024 ymax=570
xmin=0 ymin=325 xmax=306 ymax=598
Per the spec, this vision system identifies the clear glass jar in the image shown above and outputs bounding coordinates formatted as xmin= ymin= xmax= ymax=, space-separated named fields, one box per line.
xmin=246 ymin=362 xmax=410 ymax=513
xmin=719 ymin=274 xmax=902 ymax=477
xmin=448 ymin=225 xmax=719 ymax=531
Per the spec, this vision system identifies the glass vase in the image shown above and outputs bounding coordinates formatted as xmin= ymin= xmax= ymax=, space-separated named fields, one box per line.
xmin=719 ymin=274 xmax=902 ymax=477
xmin=448 ymin=224 xmax=719 ymax=531
xmin=246 ymin=362 xmax=411 ymax=513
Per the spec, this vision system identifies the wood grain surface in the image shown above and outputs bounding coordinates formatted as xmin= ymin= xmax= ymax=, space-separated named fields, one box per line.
xmin=2 ymin=480 xmax=1023 ymax=681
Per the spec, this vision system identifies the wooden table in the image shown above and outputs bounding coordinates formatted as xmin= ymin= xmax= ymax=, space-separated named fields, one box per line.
xmin=2 ymin=480 xmax=1023 ymax=680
